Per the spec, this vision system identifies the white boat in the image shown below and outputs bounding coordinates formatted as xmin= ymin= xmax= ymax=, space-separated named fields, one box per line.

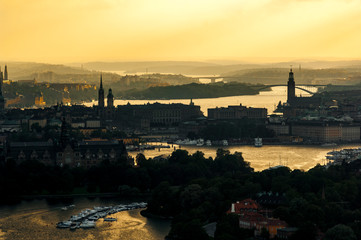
xmin=206 ymin=140 xmax=212 ymax=146
xmin=56 ymin=221 xmax=72 ymax=228
xmin=70 ymin=222 xmax=80 ymax=230
xmin=222 ymin=140 xmax=228 ymax=146
xmin=196 ymin=139 xmax=204 ymax=146
xmin=80 ymin=220 xmax=95 ymax=228
xmin=254 ymin=138 xmax=262 ymax=147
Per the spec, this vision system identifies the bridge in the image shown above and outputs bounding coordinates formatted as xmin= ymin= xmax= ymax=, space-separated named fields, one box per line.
xmin=194 ymin=75 xmax=328 ymax=94
xmin=256 ymin=84 xmax=328 ymax=94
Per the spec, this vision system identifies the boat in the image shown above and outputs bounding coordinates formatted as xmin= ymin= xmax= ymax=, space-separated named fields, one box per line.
xmin=206 ymin=140 xmax=212 ymax=146
xmin=222 ymin=140 xmax=228 ymax=146
xmin=61 ymin=204 xmax=75 ymax=211
xmin=254 ymin=138 xmax=262 ymax=147
xmin=104 ymin=217 xmax=117 ymax=222
xmin=80 ymin=220 xmax=95 ymax=228
xmin=56 ymin=221 xmax=72 ymax=228
xmin=196 ymin=139 xmax=204 ymax=146
xmin=70 ymin=222 xmax=80 ymax=230
xmin=321 ymin=143 xmax=337 ymax=147
xmin=56 ymin=202 xmax=148 ymax=229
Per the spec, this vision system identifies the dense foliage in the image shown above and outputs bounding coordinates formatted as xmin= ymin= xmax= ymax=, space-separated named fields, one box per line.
xmin=1 ymin=149 xmax=361 ymax=239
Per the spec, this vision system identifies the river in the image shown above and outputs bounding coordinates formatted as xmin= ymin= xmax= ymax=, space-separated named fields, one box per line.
xmin=85 ymin=85 xmax=340 ymax=171
xmin=84 ymin=86 xmax=316 ymax=116
xmin=129 ymin=143 xmax=361 ymax=171
xmin=0 ymin=198 xmax=170 ymax=240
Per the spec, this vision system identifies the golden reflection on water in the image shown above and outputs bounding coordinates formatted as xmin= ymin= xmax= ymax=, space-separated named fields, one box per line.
xmin=130 ymin=144 xmax=361 ymax=171
xmin=0 ymin=203 xmax=169 ymax=240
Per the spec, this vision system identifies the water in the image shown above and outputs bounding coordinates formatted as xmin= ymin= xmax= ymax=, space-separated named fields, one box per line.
xmin=84 ymin=86 xmax=315 ymax=116
xmin=129 ymin=144 xmax=361 ymax=171
xmin=0 ymin=198 xmax=170 ymax=240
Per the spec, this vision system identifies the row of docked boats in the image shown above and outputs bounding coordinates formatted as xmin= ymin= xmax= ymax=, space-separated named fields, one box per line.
xmin=175 ymin=138 xmax=214 ymax=146
xmin=325 ymin=148 xmax=361 ymax=166
xmin=56 ymin=202 xmax=147 ymax=230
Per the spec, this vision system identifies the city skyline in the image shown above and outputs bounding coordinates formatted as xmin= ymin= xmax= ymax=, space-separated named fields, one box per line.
xmin=1 ymin=0 xmax=361 ymax=63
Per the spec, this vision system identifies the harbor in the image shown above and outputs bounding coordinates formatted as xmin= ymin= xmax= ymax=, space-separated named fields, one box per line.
xmin=0 ymin=198 xmax=170 ymax=240
xmin=56 ymin=202 xmax=147 ymax=230
xmin=326 ymin=148 xmax=361 ymax=167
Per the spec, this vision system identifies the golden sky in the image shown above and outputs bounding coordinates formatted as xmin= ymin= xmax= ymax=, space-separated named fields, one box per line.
xmin=1 ymin=0 xmax=361 ymax=63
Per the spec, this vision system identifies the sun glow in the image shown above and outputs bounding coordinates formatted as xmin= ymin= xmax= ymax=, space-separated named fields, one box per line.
xmin=1 ymin=0 xmax=361 ymax=63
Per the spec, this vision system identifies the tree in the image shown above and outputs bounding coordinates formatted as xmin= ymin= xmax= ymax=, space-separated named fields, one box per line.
xmin=324 ymin=224 xmax=356 ymax=240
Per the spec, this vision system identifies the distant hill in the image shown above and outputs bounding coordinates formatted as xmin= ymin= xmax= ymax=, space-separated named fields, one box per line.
xmin=0 ymin=62 xmax=91 ymax=80
xmin=224 ymin=68 xmax=361 ymax=85
xmin=118 ymin=82 xmax=267 ymax=100
xmin=3 ymin=60 xmax=361 ymax=86
xmin=69 ymin=60 xmax=361 ymax=77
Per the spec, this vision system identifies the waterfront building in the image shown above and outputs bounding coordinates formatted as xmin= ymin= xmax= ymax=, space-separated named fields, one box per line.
xmin=267 ymin=122 xmax=290 ymax=136
xmin=291 ymin=121 xmax=360 ymax=142
xmin=116 ymin=102 xmax=203 ymax=127
xmin=208 ymin=104 xmax=267 ymax=120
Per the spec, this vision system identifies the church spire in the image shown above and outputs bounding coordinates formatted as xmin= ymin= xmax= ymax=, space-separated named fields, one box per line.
xmin=98 ymin=74 xmax=105 ymax=109
xmin=4 ymin=65 xmax=8 ymax=80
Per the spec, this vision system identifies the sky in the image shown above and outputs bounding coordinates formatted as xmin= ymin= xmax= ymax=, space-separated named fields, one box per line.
xmin=1 ymin=0 xmax=361 ymax=63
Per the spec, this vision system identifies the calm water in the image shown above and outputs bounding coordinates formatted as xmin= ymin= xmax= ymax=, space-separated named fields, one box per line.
xmin=85 ymin=85 xmax=345 ymax=171
xmin=129 ymin=144 xmax=361 ymax=171
xmin=0 ymin=198 xmax=170 ymax=240
xmin=84 ymin=86 xmax=315 ymax=116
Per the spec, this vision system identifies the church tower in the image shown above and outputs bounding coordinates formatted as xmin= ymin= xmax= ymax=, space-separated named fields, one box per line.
xmin=0 ymin=70 xmax=5 ymax=111
xmin=98 ymin=75 xmax=104 ymax=109
xmin=287 ymin=67 xmax=296 ymax=103
xmin=107 ymin=88 xmax=114 ymax=108
xmin=4 ymin=65 xmax=8 ymax=80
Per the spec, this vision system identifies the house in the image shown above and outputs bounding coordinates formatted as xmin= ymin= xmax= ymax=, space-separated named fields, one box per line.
xmin=227 ymin=199 xmax=288 ymax=239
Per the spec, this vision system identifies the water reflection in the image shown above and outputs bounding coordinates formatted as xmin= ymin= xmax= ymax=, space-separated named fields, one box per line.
xmin=84 ymin=86 xmax=312 ymax=116
xmin=0 ymin=198 xmax=170 ymax=240
xmin=129 ymin=144 xmax=361 ymax=171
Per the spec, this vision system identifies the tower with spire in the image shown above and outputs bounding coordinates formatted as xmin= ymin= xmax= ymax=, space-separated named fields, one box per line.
xmin=287 ymin=67 xmax=296 ymax=103
xmin=107 ymin=88 xmax=114 ymax=108
xmin=98 ymin=75 xmax=104 ymax=109
xmin=0 ymin=68 xmax=5 ymax=111
xmin=4 ymin=65 xmax=8 ymax=80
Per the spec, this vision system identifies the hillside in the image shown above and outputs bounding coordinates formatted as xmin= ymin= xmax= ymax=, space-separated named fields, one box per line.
xmin=117 ymin=82 xmax=268 ymax=100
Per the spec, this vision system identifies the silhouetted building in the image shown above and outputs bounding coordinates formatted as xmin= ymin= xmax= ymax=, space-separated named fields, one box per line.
xmin=4 ymin=65 xmax=8 ymax=80
xmin=208 ymin=104 xmax=267 ymax=120
xmin=107 ymin=88 xmax=114 ymax=108
xmin=287 ymin=68 xmax=295 ymax=103
xmin=0 ymin=70 xmax=5 ymax=112
xmin=98 ymin=75 xmax=104 ymax=109
xmin=291 ymin=121 xmax=360 ymax=142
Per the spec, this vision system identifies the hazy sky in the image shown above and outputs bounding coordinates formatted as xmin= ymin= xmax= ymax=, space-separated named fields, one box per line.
xmin=1 ymin=0 xmax=361 ymax=63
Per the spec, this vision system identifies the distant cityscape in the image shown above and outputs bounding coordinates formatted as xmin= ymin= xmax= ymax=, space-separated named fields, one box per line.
xmin=0 ymin=65 xmax=361 ymax=168
xmin=1 ymin=64 xmax=361 ymax=240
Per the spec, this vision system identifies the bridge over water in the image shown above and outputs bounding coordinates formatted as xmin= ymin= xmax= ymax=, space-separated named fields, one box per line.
xmin=194 ymin=75 xmax=328 ymax=94
xmin=256 ymin=84 xmax=328 ymax=94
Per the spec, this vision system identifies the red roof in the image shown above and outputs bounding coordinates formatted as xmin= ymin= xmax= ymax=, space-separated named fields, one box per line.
xmin=227 ymin=198 xmax=260 ymax=214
